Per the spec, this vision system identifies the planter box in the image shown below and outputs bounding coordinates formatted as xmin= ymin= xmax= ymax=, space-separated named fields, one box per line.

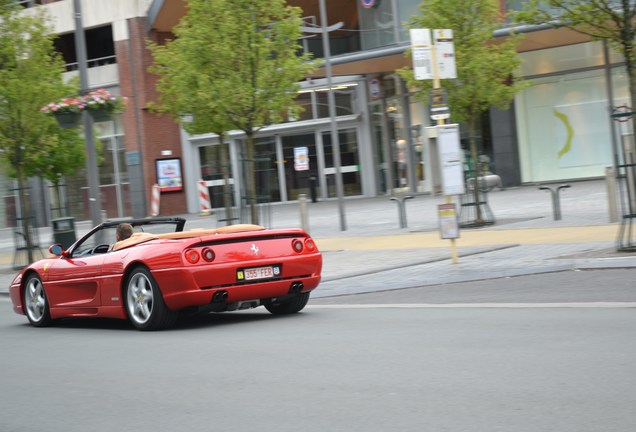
xmin=54 ymin=112 xmax=81 ymax=129
xmin=88 ymin=108 xmax=111 ymax=122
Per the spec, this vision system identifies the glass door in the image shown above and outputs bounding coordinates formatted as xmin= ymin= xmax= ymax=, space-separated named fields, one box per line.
xmin=322 ymin=128 xmax=361 ymax=197
xmin=371 ymin=103 xmax=390 ymax=194
xmin=253 ymin=137 xmax=280 ymax=202
xmin=281 ymin=133 xmax=318 ymax=201
xmin=199 ymin=143 xmax=234 ymax=209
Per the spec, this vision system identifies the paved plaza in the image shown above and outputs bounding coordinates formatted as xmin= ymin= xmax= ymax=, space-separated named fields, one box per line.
xmin=1 ymin=178 xmax=635 ymax=297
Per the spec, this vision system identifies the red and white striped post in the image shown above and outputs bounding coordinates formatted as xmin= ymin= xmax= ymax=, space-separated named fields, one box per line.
xmin=198 ymin=179 xmax=212 ymax=216
xmin=150 ymin=184 xmax=160 ymax=216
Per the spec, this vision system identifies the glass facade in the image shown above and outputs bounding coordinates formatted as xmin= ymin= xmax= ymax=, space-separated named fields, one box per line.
xmin=192 ymin=75 xmax=365 ymax=209
xmin=358 ymin=0 xmax=420 ymax=49
xmin=515 ymin=42 xmax=627 ymax=183
xmin=359 ymin=0 xmax=397 ymax=50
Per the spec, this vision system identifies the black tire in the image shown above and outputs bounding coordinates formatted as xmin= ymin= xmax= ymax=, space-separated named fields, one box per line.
xmin=124 ymin=266 xmax=177 ymax=330
xmin=264 ymin=292 xmax=310 ymax=315
xmin=23 ymin=273 xmax=53 ymax=327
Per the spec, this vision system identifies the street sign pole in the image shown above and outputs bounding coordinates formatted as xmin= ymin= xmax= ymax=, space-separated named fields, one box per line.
xmin=431 ymin=31 xmax=459 ymax=264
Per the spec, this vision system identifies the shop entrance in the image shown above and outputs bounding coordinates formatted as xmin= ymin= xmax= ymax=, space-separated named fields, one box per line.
xmin=282 ymin=133 xmax=318 ymax=201
xmin=322 ymin=129 xmax=361 ymax=197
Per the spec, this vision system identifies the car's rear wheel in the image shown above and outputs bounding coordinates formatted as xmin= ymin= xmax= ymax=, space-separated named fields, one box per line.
xmin=23 ymin=274 xmax=52 ymax=327
xmin=264 ymin=292 xmax=310 ymax=315
xmin=124 ymin=266 xmax=177 ymax=331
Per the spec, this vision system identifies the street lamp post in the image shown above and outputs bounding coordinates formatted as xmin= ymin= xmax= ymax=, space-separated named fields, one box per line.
xmin=318 ymin=0 xmax=346 ymax=231
xmin=73 ymin=0 xmax=102 ymax=234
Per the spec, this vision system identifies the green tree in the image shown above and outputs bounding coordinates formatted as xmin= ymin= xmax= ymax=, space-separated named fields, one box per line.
xmin=399 ymin=0 xmax=526 ymax=225
xmin=0 ymin=2 xmax=77 ymax=262
xmin=515 ymin=1 xmax=636 ymax=120
xmin=149 ymin=0 xmax=315 ymax=224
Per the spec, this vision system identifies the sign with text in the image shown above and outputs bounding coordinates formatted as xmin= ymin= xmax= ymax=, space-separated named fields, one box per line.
xmin=294 ymin=147 xmax=309 ymax=171
xmin=438 ymin=203 xmax=459 ymax=239
xmin=436 ymin=124 xmax=465 ymax=196
xmin=429 ymin=87 xmax=450 ymax=120
xmin=156 ymin=158 xmax=183 ymax=192
xmin=410 ymin=29 xmax=433 ymax=80
xmin=410 ymin=29 xmax=457 ymax=81
xmin=433 ymin=29 xmax=457 ymax=79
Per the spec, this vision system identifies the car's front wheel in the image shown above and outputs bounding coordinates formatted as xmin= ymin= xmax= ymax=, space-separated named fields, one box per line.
xmin=264 ymin=292 xmax=310 ymax=315
xmin=23 ymin=274 xmax=52 ymax=327
xmin=124 ymin=266 xmax=177 ymax=331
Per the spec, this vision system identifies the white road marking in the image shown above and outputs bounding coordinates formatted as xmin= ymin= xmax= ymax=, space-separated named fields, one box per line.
xmin=2 ymin=296 xmax=634 ymax=309
xmin=308 ymin=302 xmax=636 ymax=309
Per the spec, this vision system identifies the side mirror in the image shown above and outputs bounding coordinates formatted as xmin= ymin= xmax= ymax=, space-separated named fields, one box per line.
xmin=49 ymin=244 xmax=64 ymax=256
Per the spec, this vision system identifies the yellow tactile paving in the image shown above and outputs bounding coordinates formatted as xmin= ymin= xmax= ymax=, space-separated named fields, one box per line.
xmin=315 ymin=225 xmax=619 ymax=251
xmin=0 ymin=225 xmax=620 ymax=266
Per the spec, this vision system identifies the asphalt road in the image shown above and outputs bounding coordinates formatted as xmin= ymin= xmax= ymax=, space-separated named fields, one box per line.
xmin=311 ymin=268 xmax=636 ymax=305
xmin=1 ymin=269 xmax=634 ymax=432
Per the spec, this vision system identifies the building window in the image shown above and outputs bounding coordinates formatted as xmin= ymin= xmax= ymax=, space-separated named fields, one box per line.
xmin=294 ymin=92 xmax=314 ymax=121
xmin=315 ymin=88 xmax=356 ymax=118
xmin=358 ymin=0 xmax=397 ymax=50
xmin=295 ymin=82 xmax=358 ymax=121
xmin=54 ymin=24 xmax=116 ymax=72
xmin=16 ymin=0 xmax=45 ymax=8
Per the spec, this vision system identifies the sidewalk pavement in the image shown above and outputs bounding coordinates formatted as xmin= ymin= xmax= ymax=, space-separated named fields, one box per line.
xmin=1 ymin=179 xmax=634 ymax=298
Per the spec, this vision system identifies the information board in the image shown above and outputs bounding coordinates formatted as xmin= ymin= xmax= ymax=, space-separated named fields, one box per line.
xmin=437 ymin=124 xmax=465 ymax=196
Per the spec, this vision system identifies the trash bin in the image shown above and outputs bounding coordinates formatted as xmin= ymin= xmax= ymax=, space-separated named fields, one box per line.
xmin=51 ymin=217 xmax=76 ymax=249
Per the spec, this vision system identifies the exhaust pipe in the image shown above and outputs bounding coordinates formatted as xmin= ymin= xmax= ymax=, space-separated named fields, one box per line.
xmin=212 ymin=290 xmax=228 ymax=303
xmin=289 ymin=282 xmax=304 ymax=294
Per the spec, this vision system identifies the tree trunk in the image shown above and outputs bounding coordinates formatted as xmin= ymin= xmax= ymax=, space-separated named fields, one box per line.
xmin=16 ymin=166 xmax=35 ymax=264
xmin=468 ymin=116 xmax=484 ymax=225
xmin=625 ymin=39 xmax=636 ymax=126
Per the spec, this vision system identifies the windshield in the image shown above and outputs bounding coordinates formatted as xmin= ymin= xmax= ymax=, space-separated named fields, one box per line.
xmin=69 ymin=218 xmax=186 ymax=258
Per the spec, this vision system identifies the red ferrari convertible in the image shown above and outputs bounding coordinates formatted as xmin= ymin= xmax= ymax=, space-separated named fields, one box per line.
xmin=9 ymin=218 xmax=322 ymax=330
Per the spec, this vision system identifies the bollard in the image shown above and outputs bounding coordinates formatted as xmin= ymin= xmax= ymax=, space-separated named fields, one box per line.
xmin=539 ymin=184 xmax=570 ymax=220
xmin=298 ymin=194 xmax=309 ymax=233
xmin=390 ymin=195 xmax=414 ymax=228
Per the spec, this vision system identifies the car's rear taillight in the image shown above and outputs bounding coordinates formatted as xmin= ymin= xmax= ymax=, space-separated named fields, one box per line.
xmin=184 ymin=249 xmax=200 ymax=264
xmin=202 ymin=247 xmax=215 ymax=262
xmin=305 ymin=238 xmax=316 ymax=252
xmin=292 ymin=239 xmax=304 ymax=253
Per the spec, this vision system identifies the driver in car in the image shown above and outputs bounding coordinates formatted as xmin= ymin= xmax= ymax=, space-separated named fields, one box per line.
xmin=116 ymin=223 xmax=133 ymax=242
xmin=107 ymin=223 xmax=134 ymax=252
